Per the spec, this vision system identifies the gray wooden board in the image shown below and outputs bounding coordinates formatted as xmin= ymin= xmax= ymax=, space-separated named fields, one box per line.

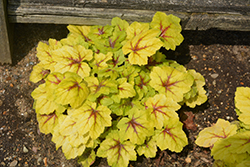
xmin=7 ymin=3 xmax=250 ymax=31
xmin=0 ymin=0 xmax=12 ymax=64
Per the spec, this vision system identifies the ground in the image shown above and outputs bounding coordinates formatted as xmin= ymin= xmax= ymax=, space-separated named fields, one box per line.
xmin=0 ymin=24 xmax=250 ymax=167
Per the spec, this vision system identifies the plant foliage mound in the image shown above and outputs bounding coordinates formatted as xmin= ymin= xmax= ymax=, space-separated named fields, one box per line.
xmin=30 ymin=12 xmax=207 ymax=167
xmin=195 ymin=87 xmax=250 ymax=167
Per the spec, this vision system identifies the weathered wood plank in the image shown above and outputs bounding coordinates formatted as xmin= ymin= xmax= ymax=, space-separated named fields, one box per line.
xmin=7 ymin=4 xmax=250 ymax=31
xmin=0 ymin=0 xmax=12 ymax=64
xmin=8 ymin=0 xmax=250 ymax=14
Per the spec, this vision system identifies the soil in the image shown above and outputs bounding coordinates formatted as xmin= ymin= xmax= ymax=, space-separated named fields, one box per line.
xmin=0 ymin=23 xmax=250 ymax=167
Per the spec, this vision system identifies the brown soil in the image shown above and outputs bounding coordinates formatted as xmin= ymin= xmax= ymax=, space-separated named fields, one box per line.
xmin=0 ymin=24 xmax=250 ymax=167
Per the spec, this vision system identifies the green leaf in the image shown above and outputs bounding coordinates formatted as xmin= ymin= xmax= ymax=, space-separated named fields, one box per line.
xmin=117 ymin=108 xmax=154 ymax=145
xmin=37 ymin=111 xmax=61 ymax=134
xmin=150 ymin=12 xmax=184 ymax=50
xmin=67 ymin=25 xmax=92 ymax=43
xmin=153 ymin=118 xmax=188 ymax=152
xmin=111 ymin=78 xmax=136 ymax=103
xmin=195 ymin=119 xmax=238 ymax=148
xmin=109 ymin=98 xmax=143 ymax=116
xmin=121 ymin=65 xmax=140 ymax=85
xmin=29 ymin=63 xmax=50 ymax=83
xmin=72 ymin=101 xmax=112 ymax=139
xmin=145 ymin=94 xmax=181 ymax=129
xmin=134 ymin=71 xmax=153 ymax=100
xmin=36 ymin=39 xmax=62 ymax=70
xmin=235 ymin=87 xmax=250 ymax=126
xmin=78 ymin=149 xmax=96 ymax=167
xmin=126 ymin=22 xmax=149 ymax=40
xmin=90 ymin=52 xmax=113 ymax=70
xmin=226 ymin=131 xmax=250 ymax=154
xmin=94 ymin=30 xmax=126 ymax=54
xmin=150 ymin=65 xmax=194 ymax=102
xmin=97 ymin=130 xmax=137 ymax=167
xmin=45 ymin=72 xmax=64 ymax=101
xmin=211 ymin=136 xmax=249 ymax=165
xmin=52 ymin=45 xmax=93 ymax=78
xmin=136 ymin=138 xmax=157 ymax=158
xmin=184 ymin=69 xmax=207 ymax=108
xmin=111 ymin=17 xmax=129 ymax=32
xmin=84 ymin=76 xmax=118 ymax=101
xmin=54 ymin=72 xmax=89 ymax=108
xmin=122 ymin=29 xmax=163 ymax=65
xmin=60 ymin=35 xmax=90 ymax=48
xmin=88 ymin=25 xmax=114 ymax=41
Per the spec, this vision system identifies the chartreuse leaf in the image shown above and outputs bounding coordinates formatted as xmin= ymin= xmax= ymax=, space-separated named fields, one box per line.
xmin=150 ymin=65 xmax=194 ymax=102
xmin=78 ymin=148 xmax=96 ymax=167
xmin=72 ymin=101 xmax=112 ymax=140
xmin=84 ymin=76 xmax=118 ymax=101
xmin=111 ymin=17 xmax=129 ymax=32
xmin=30 ymin=63 xmax=50 ymax=83
xmin=90 ymin=52 xmax=113 ymax=71
xmin=54 ymin=72 xmax=89 ymax=108
xmin=150 ymin=11 xmax=184 ymax=50
xmin=111 ymin=78 xmax=136 ymax=103
xmin=52 ymin=45 xmax=93 ymax=78
xmin=117 ymin=108 xmax=154 ymax=145
xmin=134 ymin=71 xmax=155 ymax=100
xmin=184 ymin=69 xmax=207 ymax=108
xmin=62 ymin=139 xmax=86 ymax=159
xmin=60 ymin=35 xmax=90 ymax=49
xmin=136 ymin=138 xmax=157 ymax=158
xmin=211 ymin=136 xmax=249 ymax=165
xmin=37 ymin=110 xmax=62 ymax=134
xmin=67 ymin=25 xmax=92 ymax=43
xmin=126 ymin=22 xmax=149 ymax=40
xmin=153 ymin=118 xmax=188 ymax=152
xmin=122 ymin=29 xmax=163 ymax=65
xmin=195 ymin=119 xmax=238 ymax=148
xmin=235 ymin=87 xmax=250 ymax=126
xmin=145 ymin=94 xmax=181 ymax=129
xmin=226 ymin=131 xmax=250 ymax=154
xmin=36 ymin=39 xmax=62 ymax=71
xmin=236 ymin=157 xmax=250 ymax=167
xmin=109 ymin=98 xmax=143 ymax=116
xmin=31 ymin=83 xmax=66 ymax=115
xmin=94 ymin=30 xmax=126 ymax=54
xmin=45 ymin=72 xmax=64 ymax=101
xmin=97 ymin=130 xmax=137 ymax=167
xmin=121 ymin=65 xmax=140 ymax=85
xmin=88 ymin=25 xmax=114 ymax=41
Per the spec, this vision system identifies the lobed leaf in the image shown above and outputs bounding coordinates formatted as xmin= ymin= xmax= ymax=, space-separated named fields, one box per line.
xmin=145 ymin=94 xmax=180 ymax=129
xmin=72 ymin=101 xmax=112 ymax=139
xmin=153 ymin=118 xmax=188 ymax=152
xmin=136 ymin=138 xmax=157 ymax=158
xmin=150 ymin=12 xmax=184 ymax=50
xmin=67 ymin=25 xmax=92 ymax=43
xmin=29 ymin=63 xmax=50 ymax=83
xmin=150 ymin=65 xmax=194 ymax=102
xmin=117 ymin=108 xmax=154 ymax=145
xmin=97 ymin=130 xmax=137 ymax=167
xmin=78 ymin=149 xmax=96 ymax=167
xmin=195 ymin=119 xmax=238 ymax=148
xmin=52 ymin=45 xmax=93 ymax=78
xmin=122 ymin=29 xmax=163 ymax=65
xmin=54 ymin=72 xmax=89 ymax=108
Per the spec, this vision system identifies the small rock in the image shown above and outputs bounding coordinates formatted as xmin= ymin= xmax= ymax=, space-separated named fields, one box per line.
xmin=23 ymin=145 xmax=28 ymax=153
xmin=185 ymin=157 xmax=192 ymax=163
xmin=211 ymin=73 xmax=219 ymax=79
xmin=9 ymin=160 xmax=18 ymax=167
xmin=0 ymin=99 xmax=3 ymax=106
xmin=1 ymin=162 xmax=6 ymax=166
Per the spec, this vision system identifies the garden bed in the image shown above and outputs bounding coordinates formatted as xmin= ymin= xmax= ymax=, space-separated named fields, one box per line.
xmin=0 ymin=23 xmax=250 ymax=167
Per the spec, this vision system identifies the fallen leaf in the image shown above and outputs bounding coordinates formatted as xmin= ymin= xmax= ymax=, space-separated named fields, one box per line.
xmin=183 ymin=111 xmax=197 ymax=131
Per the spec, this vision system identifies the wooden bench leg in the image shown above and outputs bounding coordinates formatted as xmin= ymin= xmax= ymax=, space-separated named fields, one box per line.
xmin=0 ymin=0 xmax=12 ymax=64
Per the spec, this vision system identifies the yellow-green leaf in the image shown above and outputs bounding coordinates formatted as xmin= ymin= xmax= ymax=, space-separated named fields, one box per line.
xmin=150 ymin=65 xmax=194 ymax=102
xmin=150 ymin=12 xmax=184 ymax=50
xmin=54 ymin=72 xmax=89 ymax=108
xmin=122 ymin=29 xmax=163 ymax=65
xmin=195 ymin=119 xmax=238 ymax=148
xmin=145 ymin=94 xmax=180 ymax=129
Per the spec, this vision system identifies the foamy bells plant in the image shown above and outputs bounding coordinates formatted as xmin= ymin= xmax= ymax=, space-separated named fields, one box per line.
xmin=30 ymin=12 xmax=207 ymax=167
xmin=195 ymin=87 xmax=250 ymax=167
